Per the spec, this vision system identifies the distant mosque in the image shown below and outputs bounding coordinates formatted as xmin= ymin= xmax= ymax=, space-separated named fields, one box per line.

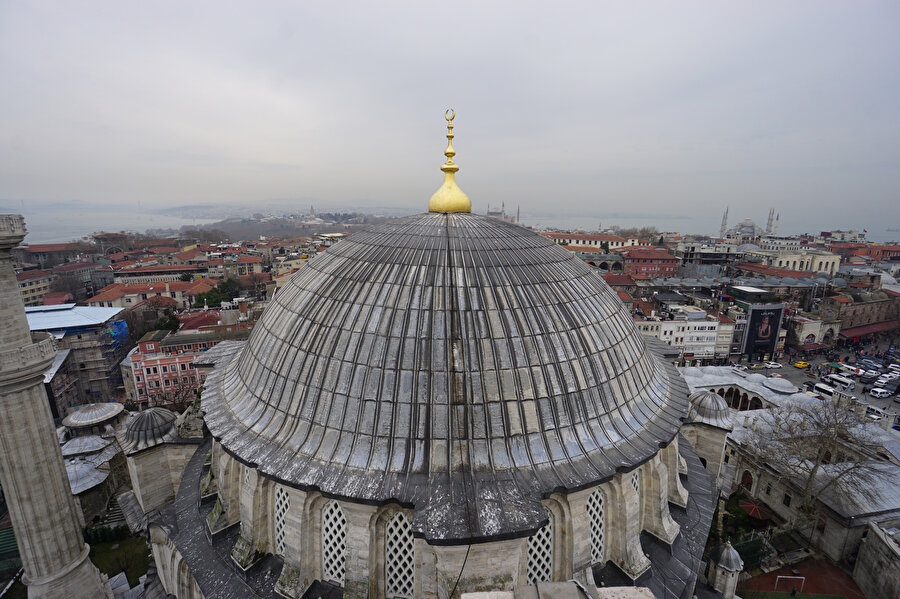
xmin=719 ymin=206 xmax=779 ymax=243
xmin=485 ymin=201 xmax=520 ymax=224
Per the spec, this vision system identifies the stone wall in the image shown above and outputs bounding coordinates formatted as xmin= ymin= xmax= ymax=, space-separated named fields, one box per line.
xmin=127 ymin=443 xmax=198 ymax=513
xmin=853 ymin=523 xmax=900 ymax=599
xmin=728 ymin=455 xmax=900 ymax=563
xmin=204 ymin=438 xmax=686 ymax=599
xmin=148 ymin=523 xmax=204 ymax=599
xmin=681 ymin=423 xmax=728 ymax=480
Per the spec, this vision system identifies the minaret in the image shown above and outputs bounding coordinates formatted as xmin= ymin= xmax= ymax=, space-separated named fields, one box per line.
xmin=0 ymin=215 xmax=110 ymax=598
xmin=766 ymin=208 xmax=774 ymax=235
xmin=774 ymin=213 xmax=780 ymax=235
xmin=719 ymin=207 xmax=729 ymax=239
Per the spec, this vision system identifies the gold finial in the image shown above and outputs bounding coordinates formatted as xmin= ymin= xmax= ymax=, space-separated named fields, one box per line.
xmin=429 ymin=109 xmax=471 ymax=213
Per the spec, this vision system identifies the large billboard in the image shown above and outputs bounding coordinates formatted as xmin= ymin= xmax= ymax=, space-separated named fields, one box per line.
xmin=744 ymin=305 xmax=784 ymax=357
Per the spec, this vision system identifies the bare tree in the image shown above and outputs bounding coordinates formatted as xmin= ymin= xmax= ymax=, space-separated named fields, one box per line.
xmin=147 ymin=378 xmax=200 ymax=413
xmin=739 ymin=393 xmax=883 ymax=524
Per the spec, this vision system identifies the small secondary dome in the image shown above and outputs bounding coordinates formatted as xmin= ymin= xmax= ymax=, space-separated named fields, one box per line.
xmin=710 ymin=541 xmax=744 ymax=572
xmin=687 ymin=390 xmax=733 ymax=430
xmin=122 ymin=408 xmax=178 ymax=454
xmin=62 ymin=402 xmax=125 ymax=429
xmin=763 ymin=377 xmax=798 ymax=394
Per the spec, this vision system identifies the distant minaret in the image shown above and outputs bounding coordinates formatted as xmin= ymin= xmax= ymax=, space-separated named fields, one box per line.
xmin=516 ymin=205 xmax=520 ymax=224
xmin=766 ymin=208 xmax=774 ymax=235
xmin=719 ymin=207 xmax=729 ymax=239
xmin=0 ymin=215 xmax=110 ymax=598
xmin=774 ymin=213 xmax=780 ymax=235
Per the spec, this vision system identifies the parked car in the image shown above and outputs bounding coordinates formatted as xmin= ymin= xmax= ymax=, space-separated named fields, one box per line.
xmin=765 ymin=361 xmax=782 ymax=369
xmin=869 ymin=388 xmax=891 ymax=399
xmin=748 ymin=363 xmax=767 ymax=370
xmin=794 ymin=361 xmax=811 ymax=369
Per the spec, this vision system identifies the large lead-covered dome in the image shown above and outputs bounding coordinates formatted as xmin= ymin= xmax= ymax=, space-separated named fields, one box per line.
xmin=202 ymin=212 xmax=689 ymax=543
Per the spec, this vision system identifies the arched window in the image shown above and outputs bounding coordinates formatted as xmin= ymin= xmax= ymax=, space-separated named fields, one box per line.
xmin=273 ymin=486 xmax=289 ymax=555
xmin=526 ymin=508 xmax=554 ymax=585
xmin=586 ymin=489 xmax=605 ymax=564
xmin=385 ymin=511 xmax=415 ymax=598
xmin=321 ymin=500 xmax=347 ymax=586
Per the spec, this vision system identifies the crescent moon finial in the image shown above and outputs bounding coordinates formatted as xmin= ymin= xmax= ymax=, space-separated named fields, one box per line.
xmin=445 ymin=108 xmax=455 ymax=122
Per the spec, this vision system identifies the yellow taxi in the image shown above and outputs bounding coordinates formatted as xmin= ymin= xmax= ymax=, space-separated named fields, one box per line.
xmin=793 ymin=361 xmax=810 ymax=369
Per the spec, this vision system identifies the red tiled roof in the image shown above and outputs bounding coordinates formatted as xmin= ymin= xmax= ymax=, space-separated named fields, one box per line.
xmin=602 ymin=274 xmax=636 ymax=286
xmin=829 ymin=296 xmax=852 ymax=303
xmin=839 ymin=320 xmax=899 ymax=338
xmin=88 ymin=280 xmax=215 ymax=303
xmin=174 ymin=249 xmax=205 ymax=261
xmin=177 ymin=311 xmax=222 ymax=331
xmin=50 ymin=262 xmax=96 ymax=273
xmin=615 ymin=247 xmax=677 ymax=260
xmin=734 ymin=262 xmax=809 ymax=278
xmin=616 ymin=290 xmax=633 ymax=302
xmin=632 ymin=299 xmax=655 ymax=315
xmin=113 ymin=264 xmax=201 ymax=273
xmin=42 ymin=291 xmax=74 ymax=305
xmin=540 ymin=232 xmax=626 ymax=242
xmin=16 ymin=269 xmax=54 ymax=281
xmin=20 ymin=243 xmax=91 ymax=253
xmin=147 ymin=246 xmax=180 ymax=254
xmin=238 ymin=255 xmax=263 ymax=264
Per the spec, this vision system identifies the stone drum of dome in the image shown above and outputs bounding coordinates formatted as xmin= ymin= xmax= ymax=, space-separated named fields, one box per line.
xmin=203 ymin=212 xmax=689 ymax=543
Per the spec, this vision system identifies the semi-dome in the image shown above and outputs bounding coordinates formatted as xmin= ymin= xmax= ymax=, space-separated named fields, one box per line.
xmin=202 ymin=212 xmax=690 ymax=543
xmin=687 ymin=390 xmax=733 ymax=430
xmin=122 ymin=408 xmax=178 ymax=455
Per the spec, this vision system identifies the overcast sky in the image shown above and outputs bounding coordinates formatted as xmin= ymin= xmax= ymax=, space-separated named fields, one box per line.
xmin=2 ymin=1 xmax=899 ymax=237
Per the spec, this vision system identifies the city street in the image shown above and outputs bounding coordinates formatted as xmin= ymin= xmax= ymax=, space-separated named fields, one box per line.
xmin=766 ymin=338 xmax=900 ymax=414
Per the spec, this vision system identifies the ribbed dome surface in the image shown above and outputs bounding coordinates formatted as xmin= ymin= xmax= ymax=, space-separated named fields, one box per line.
xmin=203 ymin=212 xmax=689 ymax=542
xmin=123 ymin=408 xmax=177 ymax=454
xmin=687 ymin=390 xmax=733 ymax=431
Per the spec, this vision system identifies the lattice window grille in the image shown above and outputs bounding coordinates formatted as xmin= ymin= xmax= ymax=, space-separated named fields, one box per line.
xmin=385 ymin=512 xmax=415 ymax=598
xmin=526 ymin=509 xmax=554 ymax=585
xmin=631 ymin=471 xmax=640 ymax=496
xmin=274 ymin=486 xmax=289 ymax=555
xmin=243 ymin=465 xmax=251 ymax=486
xmin=321 ymin=500 xmax=347 ymax=586
xmin=586 ymin=489 xmax=605 ymax=564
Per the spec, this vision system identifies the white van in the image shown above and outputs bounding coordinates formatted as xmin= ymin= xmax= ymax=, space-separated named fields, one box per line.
xmin=866 ymin=405 xmax=886 ymax=419
xmin=825 ymin=374 xmax=855 ymax=390
xmin=836 ymin=364 xmax=862 ymax=377
xmin=813 ymin=383 xmax=835 ymax=398
xmin=869 ymin=388 xmax=891 ymax=399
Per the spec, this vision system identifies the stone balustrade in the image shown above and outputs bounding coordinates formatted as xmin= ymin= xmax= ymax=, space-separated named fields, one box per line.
xmin=0 ymin=333 xmax=57 ymax=376
xmin=0 ymin=214 xmax=27 ymax=248
xmin=0 ymin=214 xmax=26 ymax=235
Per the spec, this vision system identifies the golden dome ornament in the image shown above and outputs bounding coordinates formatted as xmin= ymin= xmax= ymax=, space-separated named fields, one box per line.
xmin=428 ymin=109 xmax=471 ymax=213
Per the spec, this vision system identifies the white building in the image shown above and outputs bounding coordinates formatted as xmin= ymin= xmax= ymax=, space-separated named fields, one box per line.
xmin=634 ymin=305 xmax=721 ymax=363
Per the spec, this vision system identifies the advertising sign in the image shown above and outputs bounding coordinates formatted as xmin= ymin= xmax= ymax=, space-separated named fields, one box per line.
xmin=744 ymin=305 xmax=784 ymax=357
